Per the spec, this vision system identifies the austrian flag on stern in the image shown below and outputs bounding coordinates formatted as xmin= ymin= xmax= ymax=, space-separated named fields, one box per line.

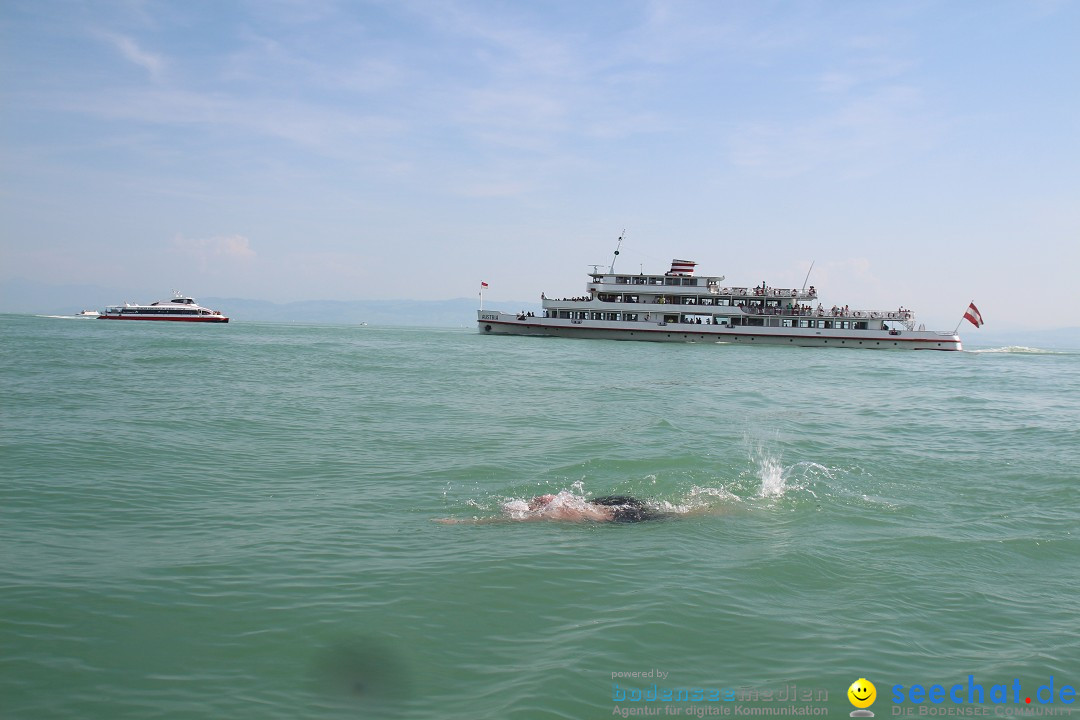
xmin=963 ymin=302 xmax=984 ymax=328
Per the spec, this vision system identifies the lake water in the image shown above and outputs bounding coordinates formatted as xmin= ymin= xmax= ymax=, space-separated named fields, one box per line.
xmin=2 ymin=314 xmax=1078 ymax=719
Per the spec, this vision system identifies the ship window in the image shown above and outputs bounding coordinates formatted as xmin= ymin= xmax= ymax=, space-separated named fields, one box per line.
xmin=624 ymin=313 xmax=638 ymax=321
xmin=664 ymin=277 xmax=679 ymax=286
xmin=854 ymin=322 xmax=867 ymax=330
xmin=782 ymin=319 xmax=794 ymax=328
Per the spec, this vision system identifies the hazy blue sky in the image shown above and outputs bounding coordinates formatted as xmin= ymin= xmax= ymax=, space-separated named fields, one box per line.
xmin=2 ymin=1 xmax=1077 ymax=330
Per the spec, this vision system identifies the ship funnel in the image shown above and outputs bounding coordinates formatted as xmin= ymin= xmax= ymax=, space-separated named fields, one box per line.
xmin=668 ymin=259 xmax=696 ymax=276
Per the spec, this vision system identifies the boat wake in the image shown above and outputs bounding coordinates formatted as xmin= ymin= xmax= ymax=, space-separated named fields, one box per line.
xmin=970 ymin=346 xmax=1065 ymax=354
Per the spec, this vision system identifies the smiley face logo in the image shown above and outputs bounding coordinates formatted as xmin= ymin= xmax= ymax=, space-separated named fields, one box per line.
xmin=848 ymin=678 xmax=877 ymax=709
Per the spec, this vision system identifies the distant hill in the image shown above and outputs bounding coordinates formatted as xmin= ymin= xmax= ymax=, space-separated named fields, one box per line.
xmin=199 ymin=297 xmax=541 ymax=326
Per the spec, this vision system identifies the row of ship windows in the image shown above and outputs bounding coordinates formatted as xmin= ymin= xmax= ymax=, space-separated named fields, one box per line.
xmin=601 ymin=276 xmax=701 ymax=286
xmin=111 ymin=308 xmax=209 ymax=315
xmin=593 ymin=294 xmax=809 ymax=307
xmin=549 ymin=311 xmax=871 ymax=330
xmin=596 ymin=295 xmax=742 ymax=306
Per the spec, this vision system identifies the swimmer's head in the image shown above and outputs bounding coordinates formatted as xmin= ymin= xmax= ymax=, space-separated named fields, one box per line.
xmin=528 ymin=494 xmax=556 ymax=510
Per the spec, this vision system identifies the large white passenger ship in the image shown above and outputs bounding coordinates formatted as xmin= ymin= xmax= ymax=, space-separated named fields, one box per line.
xmin=478 ymin=256 xmax=961 ymax=350
xmin=98 ymin=295 xmax=229 ymax=323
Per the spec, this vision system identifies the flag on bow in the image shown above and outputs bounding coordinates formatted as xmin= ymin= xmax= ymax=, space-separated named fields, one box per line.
xmin=963 ymin=302 xmax=983 ymax=328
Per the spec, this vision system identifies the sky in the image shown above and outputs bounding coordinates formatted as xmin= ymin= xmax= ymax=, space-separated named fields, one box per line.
xmin=1 ymin=0 xmax=1078 ymax=331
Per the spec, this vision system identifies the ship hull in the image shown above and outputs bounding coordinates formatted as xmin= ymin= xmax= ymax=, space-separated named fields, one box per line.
xmin=478 ymin=313 xmax=961 ymax=350
xmin=97 ymin=315 xmax=229 ymax=323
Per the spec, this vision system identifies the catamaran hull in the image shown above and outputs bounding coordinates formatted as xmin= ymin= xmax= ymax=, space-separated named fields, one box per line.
xmin=97 ymin=315 xmax=229 ymax=323
xmin=478 ymin=313 xmax=961 ymax=350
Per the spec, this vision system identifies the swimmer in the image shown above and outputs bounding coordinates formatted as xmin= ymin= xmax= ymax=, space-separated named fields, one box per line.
xmin=525 ymin=494 xmax=660 ymax=522
xmin=436 ymin=491 xmax=665 ymax=524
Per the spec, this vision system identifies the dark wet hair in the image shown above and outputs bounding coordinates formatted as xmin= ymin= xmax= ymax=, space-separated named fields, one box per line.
xmin=589 ymin=495 xmax=657 ymax=523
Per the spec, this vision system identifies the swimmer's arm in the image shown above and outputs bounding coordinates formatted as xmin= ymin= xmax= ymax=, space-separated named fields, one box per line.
xmin=432 ymin=516 xmax=515 ymax=524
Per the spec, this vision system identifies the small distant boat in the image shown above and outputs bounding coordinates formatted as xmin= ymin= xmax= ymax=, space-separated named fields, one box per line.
xmin=98 ymin=294 xmax=229 ymax=323
xmin=76 ymin=310 xmax=100 ymax=317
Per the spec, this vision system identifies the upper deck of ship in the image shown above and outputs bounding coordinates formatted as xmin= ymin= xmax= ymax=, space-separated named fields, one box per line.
xmin=585 ymin=271 xmax=819 ymax=303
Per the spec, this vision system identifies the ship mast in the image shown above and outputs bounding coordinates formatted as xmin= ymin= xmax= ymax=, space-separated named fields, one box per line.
xmin=610 ymin=231 xmax=625 ymax=273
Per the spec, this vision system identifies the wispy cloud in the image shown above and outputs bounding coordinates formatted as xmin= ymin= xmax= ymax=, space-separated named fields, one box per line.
xmin=98 ymin=31 xmax=165 ymax=80
xmin=172 ymin=234 xmax=256 ymax=271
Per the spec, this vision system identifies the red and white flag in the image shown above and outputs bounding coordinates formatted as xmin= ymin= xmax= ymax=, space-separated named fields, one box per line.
xmin=480 ymin=281 xmax=489 ymax=288
xmin=963 ymin=302 xmax=983 ymax=328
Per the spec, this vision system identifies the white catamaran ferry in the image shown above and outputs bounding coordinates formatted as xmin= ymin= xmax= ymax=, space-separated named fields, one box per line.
xmin=478 ymin=253 xmax=962 ymax=351
xmin=98 ymin=294 xmax=229 ymax=323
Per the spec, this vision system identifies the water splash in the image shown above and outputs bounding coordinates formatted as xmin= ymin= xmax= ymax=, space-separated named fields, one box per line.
xmin=744 ymin=440 xmax=824 ymax=501
xmin=757 ymin=453 xmax=787 ymax=498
